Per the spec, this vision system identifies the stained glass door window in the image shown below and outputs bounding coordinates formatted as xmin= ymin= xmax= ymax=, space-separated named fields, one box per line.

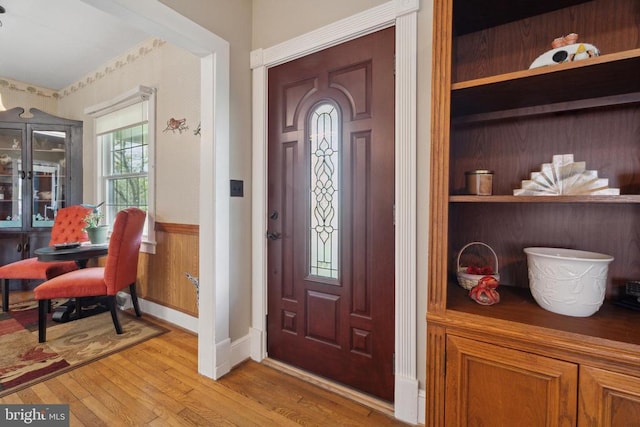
xmin=309 ymin=102 xmax=340 ymax=279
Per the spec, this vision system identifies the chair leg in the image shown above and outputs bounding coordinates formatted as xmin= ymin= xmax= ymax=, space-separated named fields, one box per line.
xmin=108 ymin=296 xmax=123 ymax=334
xmin=129 ymin=283 xmax=142 ymax=317
xmin=76 ymin=298 xmax=84 ymax=319
xmin=38 ymin=299 xmax=48 ymax=343
xmin=2 ymin=279 xmax=8 ymax=312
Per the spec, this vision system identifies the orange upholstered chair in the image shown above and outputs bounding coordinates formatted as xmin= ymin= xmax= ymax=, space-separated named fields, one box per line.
xmin=0 ymin=205 xmax=91 ymax=312
xmin=35 ymin=207 xmax=146 ymax=343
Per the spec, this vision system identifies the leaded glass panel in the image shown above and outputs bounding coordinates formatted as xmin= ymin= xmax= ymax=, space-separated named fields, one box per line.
xmin=309 ymin=103 xmax=339 ymax=279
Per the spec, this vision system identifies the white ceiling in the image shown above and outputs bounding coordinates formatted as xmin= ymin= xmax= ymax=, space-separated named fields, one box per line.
xmin=0 ymin=0 xmax=150 ymax=90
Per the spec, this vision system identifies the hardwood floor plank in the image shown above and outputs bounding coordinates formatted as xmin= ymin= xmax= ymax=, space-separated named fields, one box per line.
xmin=16 ymin=388 xmax=42 ymax=404
xmin=66 ymin=399 xmax=106 ymax=427
xmin=222 ymin=361 xmax=378 ymax=423
xmin=0 ymin=305 xmax=411 ymax=426
xmin=147 ymin=410 xmax=202 ymax=427
xmin=178 ymin=406 xmax=235 ymax=426
xmin=77 ymin=361 xmax=158 ymax=424
xmin=38 ymin=377 xmax=79 ymax=404
xmin=161 ymin=368 xmax=300 ymax=427
xmin=31 ymin=381 xmax=64 ymax=404
xmin=56 ymin=371 xmax=94 ymax=400
xmin=67 ymin=411 xmax=85 ymax=427
xmin=80 ymin=395 xmax=129 ymax=426
xmin=109 ymin=349 xmax=194 ymax=396
xmin=0 ymin=392 xmax=23 ymax=404
xmin=70 ymin=368 xmax=155 ymax=426
xmin=113 ymin=353 xmax=191 ymax=399
xmin=91 ymin=358 xmax=186 ymax=419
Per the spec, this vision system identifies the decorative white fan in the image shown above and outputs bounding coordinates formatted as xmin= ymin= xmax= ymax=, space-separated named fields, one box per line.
xmin=514 ymin=154 xmax=619 ymax=196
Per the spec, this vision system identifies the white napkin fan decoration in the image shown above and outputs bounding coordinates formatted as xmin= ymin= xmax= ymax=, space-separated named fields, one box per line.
xmin=514 ymin=154 xmax=619 ymax=196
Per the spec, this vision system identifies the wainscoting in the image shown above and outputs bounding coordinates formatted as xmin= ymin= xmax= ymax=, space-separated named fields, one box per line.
xmin=137 ymin=222 xmax=199 ymax=317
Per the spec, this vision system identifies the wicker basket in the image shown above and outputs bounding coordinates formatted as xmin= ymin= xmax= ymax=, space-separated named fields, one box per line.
xmin=456 ymin=242 xmax=500 ymax=290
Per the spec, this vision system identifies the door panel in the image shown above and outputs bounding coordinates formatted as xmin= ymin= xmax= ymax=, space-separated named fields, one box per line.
xmin=267 ymin=27 xmax=395 ymax=401
xmin=579 ymin=366 xmax=640 ymax=427
xmin=446 ymin=335 xmax=578 ymax=427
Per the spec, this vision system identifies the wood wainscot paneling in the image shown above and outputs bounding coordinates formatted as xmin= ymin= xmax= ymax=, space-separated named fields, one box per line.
xmin=137 ymin=222 xmax=199 ymax=316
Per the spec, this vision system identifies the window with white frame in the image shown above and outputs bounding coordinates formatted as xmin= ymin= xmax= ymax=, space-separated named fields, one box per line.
xmin=85 ymin=86 xmax=156 ymax=253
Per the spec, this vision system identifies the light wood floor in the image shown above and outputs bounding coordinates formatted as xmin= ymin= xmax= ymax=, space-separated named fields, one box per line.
xmin=1 ymin=300 xmax=412 ymax=426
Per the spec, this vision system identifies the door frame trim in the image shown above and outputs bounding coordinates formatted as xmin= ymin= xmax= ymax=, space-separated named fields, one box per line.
xmin=250 ymin=1 xmax=419 ymax=423
xmin=83 ymin=0 xmax=231 ymax=380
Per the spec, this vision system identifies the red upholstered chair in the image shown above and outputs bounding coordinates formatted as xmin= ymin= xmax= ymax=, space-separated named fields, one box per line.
xmin=35 ymin=207 xmax=146 ymax=343
xmin=0 ymin=205 xmax=92 ymax=312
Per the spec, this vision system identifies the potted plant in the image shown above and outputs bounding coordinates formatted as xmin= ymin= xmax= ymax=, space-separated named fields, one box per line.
xmin=83 ymin=206 xmax=108 ymax=244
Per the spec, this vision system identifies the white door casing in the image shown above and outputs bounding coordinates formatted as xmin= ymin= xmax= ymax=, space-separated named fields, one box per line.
xmin=81 ymin=0 xmax=231 ymax=379
xmin=250 ymin=0 xmax=419 ymax=423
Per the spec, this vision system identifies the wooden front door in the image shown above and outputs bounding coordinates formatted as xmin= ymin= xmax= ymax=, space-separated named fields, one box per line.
xmin=266 ymin=27 xmax=395 ymax=401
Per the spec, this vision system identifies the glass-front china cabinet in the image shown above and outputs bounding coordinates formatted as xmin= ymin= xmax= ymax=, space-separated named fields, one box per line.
xmin=0 ymin=108 xmax=82 ymax=279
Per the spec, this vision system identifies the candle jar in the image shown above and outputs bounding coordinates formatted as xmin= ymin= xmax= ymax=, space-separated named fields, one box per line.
xmin=465 ymin=170 xmax=494 ymax=195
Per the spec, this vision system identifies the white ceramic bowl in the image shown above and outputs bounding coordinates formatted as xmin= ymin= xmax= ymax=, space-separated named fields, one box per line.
xmin=524 ymin=247 xmax=614 ymax=317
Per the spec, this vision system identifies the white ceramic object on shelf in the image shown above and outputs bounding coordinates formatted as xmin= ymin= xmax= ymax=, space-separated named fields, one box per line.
xmin=530 ymin=43 xmax=600 ymax=69
xmin=514 ymin=154 xmax=620 ymax=196
xmin=524 ymin=247 xmax=614 ymax=317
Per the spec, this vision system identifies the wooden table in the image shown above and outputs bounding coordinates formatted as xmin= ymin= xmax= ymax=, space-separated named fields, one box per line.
xmin=34 ymin=243 xmax=109 ymax=322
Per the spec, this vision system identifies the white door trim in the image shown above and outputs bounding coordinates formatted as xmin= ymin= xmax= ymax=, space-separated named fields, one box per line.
xmin=81 ymin=0 xmax=231 ymax=379
xmin=250 ymin=0 xmax=419 ymax=423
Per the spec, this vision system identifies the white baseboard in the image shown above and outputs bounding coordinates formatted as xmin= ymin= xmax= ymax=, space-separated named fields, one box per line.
xmin=136 ymin=297 xmax=198 ymax=333
xmin=395 ymin=374 xmax=419 ymax=424
xmin=418 ymin=388 xmax=425 ymax=425
xmin=131 ymin=296 xmax=252 ymax=369
xmin=230 ymin=333 xmax=252 ymax=367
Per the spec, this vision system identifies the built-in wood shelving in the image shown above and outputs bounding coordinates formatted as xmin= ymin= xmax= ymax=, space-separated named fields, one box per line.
xmin=451 ymin=49 xmax=640 ymax=117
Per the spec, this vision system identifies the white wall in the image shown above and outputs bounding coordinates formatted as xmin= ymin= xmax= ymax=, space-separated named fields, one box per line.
xmin=159 ymin=0 xmax=254 ymax=342
xmin=251 ymin=0 xmax=389 ymax=47
xmin=56 ymin=39 xmax=201 ymax=224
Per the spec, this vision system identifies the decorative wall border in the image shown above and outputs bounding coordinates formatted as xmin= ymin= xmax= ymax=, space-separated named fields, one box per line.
xmin=0 ymin=78 xmax=59 ymax=99
xmin=58 ymin=38 xmax=166 ymax=98
xmin=1 ymin=38 xmax=167 ymax=101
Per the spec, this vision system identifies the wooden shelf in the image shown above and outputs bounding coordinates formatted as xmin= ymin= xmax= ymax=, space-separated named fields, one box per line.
xmin=450 ymin=195 xmax=640 ymax=203
xmin=446 ymin=283 xmax=640 ymax=347
xmin=452 ymin=0 xmax=590 ymax=35
xmin=451 ymin=49 xmax=640 ymax=117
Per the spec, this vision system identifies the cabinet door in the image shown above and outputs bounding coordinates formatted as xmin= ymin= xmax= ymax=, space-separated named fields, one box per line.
xmin=28 ymin=124 xmax=70 ymax=229
xmin=0 ymin=232 xmax=26 ymax=266
xmin=0 ymin=125 xmax=25 ymax=230
xmin=446 ymin=335 xmax=578 ymax=426
xmin=579 ymin=366 xmax=640 ymax=427
xmin=26 ymin=232 xmax=50 ymax=258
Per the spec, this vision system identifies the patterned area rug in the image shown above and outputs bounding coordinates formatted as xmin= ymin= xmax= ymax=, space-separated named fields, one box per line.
xmin=0 ymin=299 xmax=166 ymax=397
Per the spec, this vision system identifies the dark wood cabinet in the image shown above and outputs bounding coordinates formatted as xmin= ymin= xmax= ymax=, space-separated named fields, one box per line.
xmin=0 ymin=108 xmax=82 ymax=289
xmin=427 ymin=0 xmax=640 ymax=425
